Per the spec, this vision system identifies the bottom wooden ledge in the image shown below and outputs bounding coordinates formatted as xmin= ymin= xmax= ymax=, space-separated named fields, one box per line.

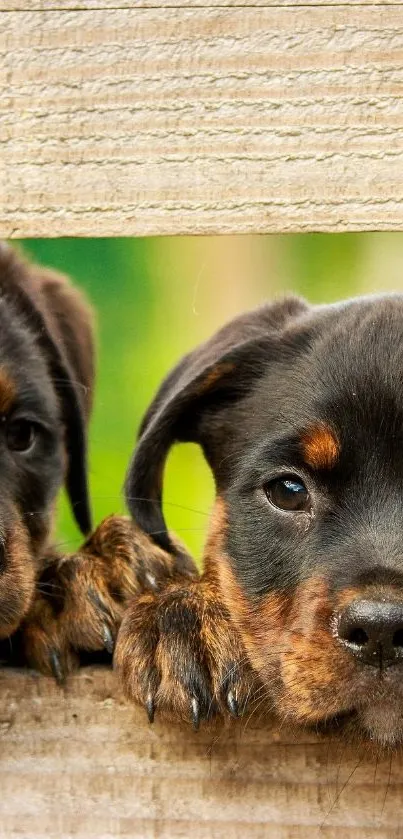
xmin=0 ymin=667 xmax=401 ymax=838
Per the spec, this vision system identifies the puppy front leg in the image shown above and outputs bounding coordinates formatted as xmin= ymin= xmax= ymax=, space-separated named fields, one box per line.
xmin=19 ymin=516 xmax=197 ymax=681
xmin=114 ymin=573 xmax=257 ymax=728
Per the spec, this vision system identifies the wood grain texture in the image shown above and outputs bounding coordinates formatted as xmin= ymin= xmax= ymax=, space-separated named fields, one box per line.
xmin=4 ymin=3 xmax=403 ymax=9
xmin=0 ymin=666 xmax=400 ymax=838
xmin=2 ymin=7 xmax=403 ymax=236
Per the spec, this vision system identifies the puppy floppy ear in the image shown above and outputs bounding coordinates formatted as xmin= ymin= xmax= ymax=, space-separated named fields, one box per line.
xmin=34 ymin=267 xmax=95 ymax=422
xmin=126 ymin=297 xmax=309 ymax=557
xmin=0 ymin=245 xmax=95 ymax=534
xmin=31 ymin=265 xmax=95 ymax=535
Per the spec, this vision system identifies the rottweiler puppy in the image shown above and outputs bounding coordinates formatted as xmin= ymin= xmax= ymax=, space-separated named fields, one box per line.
xmin=114 ymin=295 xmax=403 ymax=747
xmin=0 ymin=244 xmax=158 ymax=678
xmin=0 ymin=243 xmax=94 ymax=646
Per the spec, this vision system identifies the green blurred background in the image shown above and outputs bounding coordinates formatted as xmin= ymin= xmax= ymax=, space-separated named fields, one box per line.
xmin=18 ymin=234 xmax=403 ymax=562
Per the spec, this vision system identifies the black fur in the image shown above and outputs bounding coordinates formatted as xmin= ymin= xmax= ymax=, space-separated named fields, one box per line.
xmin=126 ymin=294 xmax=403 ymax=599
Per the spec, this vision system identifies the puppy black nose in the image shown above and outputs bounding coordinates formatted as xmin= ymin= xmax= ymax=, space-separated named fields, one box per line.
xmin=337 ymin=600 xmax=403 ymax=667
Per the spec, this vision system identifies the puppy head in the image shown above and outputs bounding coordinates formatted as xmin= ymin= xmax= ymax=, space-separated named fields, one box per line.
xmin=127 ymin=293 xmax=403 ymax=746
xmin=0 ymin=244 xmax=94 ymax=635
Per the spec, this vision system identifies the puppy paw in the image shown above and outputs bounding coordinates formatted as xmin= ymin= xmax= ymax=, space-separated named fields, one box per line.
xmin=114 ymin=580 xmax=255 ymax=728
xmin=20 ymin=516 xmax=198 ymax=681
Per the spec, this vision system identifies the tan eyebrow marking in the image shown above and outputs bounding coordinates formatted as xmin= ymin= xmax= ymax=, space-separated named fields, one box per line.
xmin=0 ymin=369 xmax=16 ymax=414
xmin=301 ymin=424 xmax=340 ymax=470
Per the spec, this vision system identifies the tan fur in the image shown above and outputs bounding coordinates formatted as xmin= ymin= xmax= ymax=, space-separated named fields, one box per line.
xmin=197 ymin=362 xmax=235 ymax=396
xmin=0 ymin=513 xmax=35 ymax=639
xmin=113 ymin=494 xmax=369 ymax=727
xmin=204 ymin=498 xmax=358 ymax=724
xmin=301 ymin=424 xmax=340 ymax=470
xmin=115 ymin=572 xmax=256 ymax=722
xmin=23 ymin=516 xmax=199 ymax=679
xmin=0 ymin=368 xmax=16 ymax=414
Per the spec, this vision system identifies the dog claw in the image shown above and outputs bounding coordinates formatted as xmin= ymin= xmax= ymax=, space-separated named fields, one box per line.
xmin=227 ymin=689 xmax=239 ymax=718
xmin=88 ymin=586 xmax=111 ymax=617
xmin=146 ymin=692 xmax=155 ymax=724
xmin=102 ymin=624 xmax=114 ymax=654
xmin=49 ymin=650 xmax=64 ymax=685
xmin=191 ymin=696 xmax=200 ymax=731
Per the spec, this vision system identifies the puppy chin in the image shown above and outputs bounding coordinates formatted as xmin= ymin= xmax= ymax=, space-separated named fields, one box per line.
xmin=358 ymin=701 xmax=403 ymax=747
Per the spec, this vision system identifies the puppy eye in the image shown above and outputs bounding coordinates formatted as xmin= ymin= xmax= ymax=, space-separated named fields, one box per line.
xmin=6 ymin=419 xmax=36 ymax=453
xmin=265 ymin=476 xmax=310 ymax=512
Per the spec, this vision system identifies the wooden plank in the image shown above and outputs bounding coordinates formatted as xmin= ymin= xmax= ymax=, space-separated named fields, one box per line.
xmin=2 ymin=7 xmax=403 ymax=236
xmin=0 ymin=666 xmax=400 ymax=838
xmin=3 ymin=3 xmax=403 ymax=9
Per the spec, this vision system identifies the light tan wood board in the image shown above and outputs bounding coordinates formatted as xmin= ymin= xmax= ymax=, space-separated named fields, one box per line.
xmin=3 ymin=2 xmax=403 ymax=9
xmin=1 ymin=6 xmax=403 ymax=236
xmin=0 ymin=666 xmax=400 ymax=838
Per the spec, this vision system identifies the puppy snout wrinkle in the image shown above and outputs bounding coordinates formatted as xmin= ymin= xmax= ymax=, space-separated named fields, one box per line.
xmin=337 ymin=599 xmax=403 ymax=667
